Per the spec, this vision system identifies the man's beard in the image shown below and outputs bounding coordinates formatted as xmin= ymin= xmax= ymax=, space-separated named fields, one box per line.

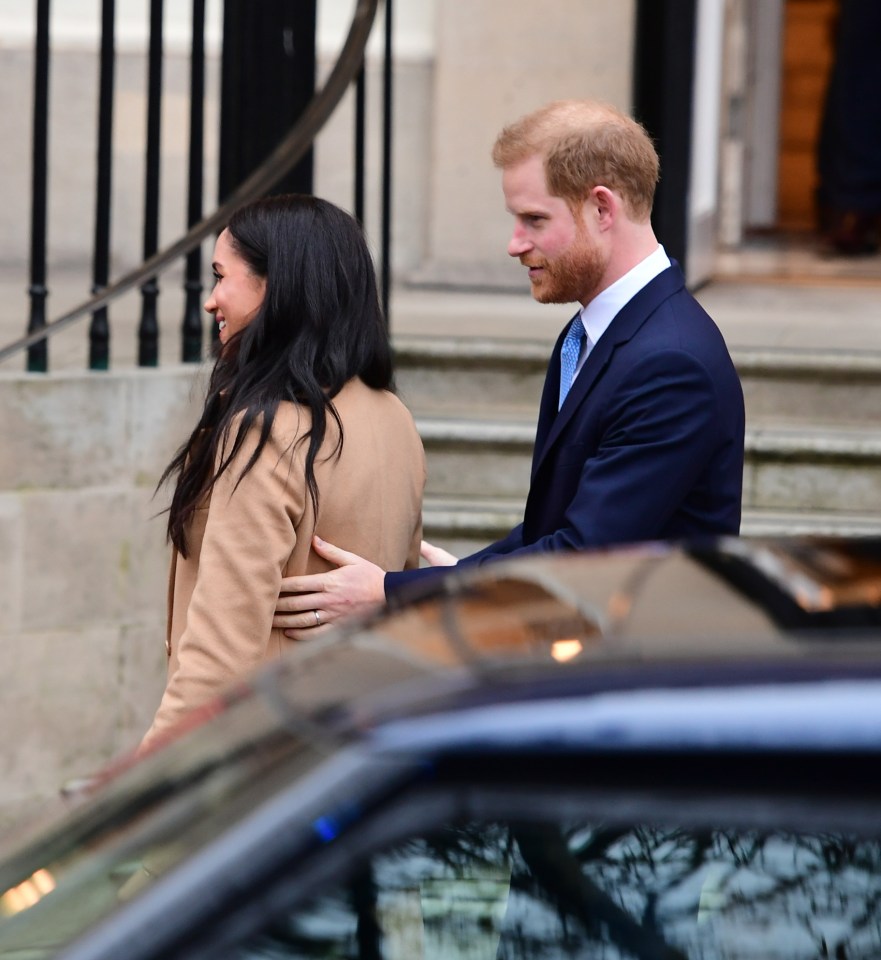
xmin=526 ymin=233 xmax=605 ymax=305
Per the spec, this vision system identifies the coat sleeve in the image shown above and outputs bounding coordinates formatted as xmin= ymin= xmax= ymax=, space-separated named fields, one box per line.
xmin=143 ymin=418 xmax=302 ymax=747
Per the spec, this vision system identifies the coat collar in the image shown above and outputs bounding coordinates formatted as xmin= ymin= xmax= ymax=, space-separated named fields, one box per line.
xmin=532 ymin=262 xmax=687 ymax=474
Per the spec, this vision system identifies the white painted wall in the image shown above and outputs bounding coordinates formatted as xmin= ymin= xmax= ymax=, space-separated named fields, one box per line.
xmin=0 ymin=0 xmax=222 ymax=50
xmin=0 ymin=0 xmax=436 ymax=56
xmin=318 ymin=0 xmax=436 ymax=59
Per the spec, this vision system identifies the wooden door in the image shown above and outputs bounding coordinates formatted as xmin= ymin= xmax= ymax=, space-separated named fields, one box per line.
xmin=776 ymin=0 xmax=839 ymax=230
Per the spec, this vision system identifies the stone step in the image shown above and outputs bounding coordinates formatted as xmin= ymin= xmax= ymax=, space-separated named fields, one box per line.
xmin=422 ymin=495 xmax=524 ymax=557
xmin=415 ymin=413 xmax=881 ymax=515
xmin=734 ymin=347 xmax=881 ymax=425
xmin=744 ymin=422 xmax=881 ymax=515
xmin=739 ymin=508 xmax=881 ymax=537
xmin=416 ymin=413 xmax=534 ymax=501
xmin=394 ymin=335 xmax=547 ymax=415
xmin=422 ymin=495 xmax=881 ymax=555
xmin=394 ymin=335 xmax=881 ymax=426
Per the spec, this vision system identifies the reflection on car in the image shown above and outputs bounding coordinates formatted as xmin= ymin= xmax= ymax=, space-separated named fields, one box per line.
xmin=2 ymin=536 xmax=881 ymax=958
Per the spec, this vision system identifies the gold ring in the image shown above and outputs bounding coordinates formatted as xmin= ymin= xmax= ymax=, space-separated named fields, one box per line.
xmin=313 ymin=610 xmax=321 ymax=626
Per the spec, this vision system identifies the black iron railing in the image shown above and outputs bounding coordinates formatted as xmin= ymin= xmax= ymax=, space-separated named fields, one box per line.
xmin=182 ymin=0 xmax=207 ymax=364
xmin=379 ymin=0 xmax=393 ymax=321
xmin=26 ymin=0 xmax=51 ymax=373
xmin=137 ymin=0 xmax=165 ymax=369
xmin=89 ymin=0 xmax=116 ymax=372
xmin=2 ymin=0 xmax=391 ymax=371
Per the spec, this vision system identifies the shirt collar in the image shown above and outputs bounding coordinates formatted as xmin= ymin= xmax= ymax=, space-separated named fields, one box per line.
xmin=579 ymin=244 xmax=671 ymax=347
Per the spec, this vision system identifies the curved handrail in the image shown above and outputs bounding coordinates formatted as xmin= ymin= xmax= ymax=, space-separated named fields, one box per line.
xmin=0 ymin=0 xmax=381 ymax=366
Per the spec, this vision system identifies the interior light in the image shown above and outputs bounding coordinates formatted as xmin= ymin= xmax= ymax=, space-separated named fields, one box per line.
xmin=0 ymin=869 xmax=57 ymax=917
xmin=551 ymin=639 xmax=583 ymax=662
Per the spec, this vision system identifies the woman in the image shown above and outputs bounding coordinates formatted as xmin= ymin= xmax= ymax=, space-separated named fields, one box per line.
xmin=141 ymin=193 xmax=425 ymax=749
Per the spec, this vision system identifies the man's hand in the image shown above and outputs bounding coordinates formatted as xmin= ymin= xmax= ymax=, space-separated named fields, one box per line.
xmin=273 ymin=536 xmax=386 ymax=639
xmin=420 ymin=539 xmax=457 ymax=566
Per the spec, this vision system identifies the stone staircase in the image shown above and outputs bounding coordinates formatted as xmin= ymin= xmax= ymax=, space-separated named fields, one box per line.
xmin=392 ymin=335 xmax=881 ymax=554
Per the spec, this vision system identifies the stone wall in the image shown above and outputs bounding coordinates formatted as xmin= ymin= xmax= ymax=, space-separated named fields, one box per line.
xmin=0 ymin=366 xmax=205 ymax=823
xmin=415 ymin=0 xmax=636 ymax=288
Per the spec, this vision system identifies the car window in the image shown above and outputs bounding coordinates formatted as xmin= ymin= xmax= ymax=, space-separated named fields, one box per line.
xmin=234 ymin=819 xmax=881 ymax=959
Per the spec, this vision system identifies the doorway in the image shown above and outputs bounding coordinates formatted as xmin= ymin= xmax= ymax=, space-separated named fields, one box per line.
xmin=719 ymin=0 xmax=881 ymax=281
xmin=776 ymin=0 xmax=837 ymax=232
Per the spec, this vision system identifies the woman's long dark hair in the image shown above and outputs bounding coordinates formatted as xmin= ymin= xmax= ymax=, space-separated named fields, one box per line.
xmin=160 ymin=193 xmax=394 ymax=556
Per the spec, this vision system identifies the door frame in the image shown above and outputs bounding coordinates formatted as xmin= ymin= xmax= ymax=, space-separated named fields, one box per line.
xmin=742 ymin=0 xmax=785 ymax=230
xmin=634 ymin=0 xmax=786 ymax=285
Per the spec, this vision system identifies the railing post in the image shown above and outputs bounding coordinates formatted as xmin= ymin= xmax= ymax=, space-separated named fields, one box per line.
xmin=182 ymin=0 xmax=207 ymax=363
xmin=27 ymin=0 xmax=51 ymax=373
xmin=353 ymin=63 xmax=366 ymax=225
xmin=90 ymin=0 xmax=116 ymax=371
xmin=138 ymin=0 xmax=164 ymax=367
xmin=380 ymin=0 xmax=393 ymax=325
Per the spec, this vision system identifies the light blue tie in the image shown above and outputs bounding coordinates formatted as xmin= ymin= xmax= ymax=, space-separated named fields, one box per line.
xmin=558 ymin=315 xmax=587 ymax=409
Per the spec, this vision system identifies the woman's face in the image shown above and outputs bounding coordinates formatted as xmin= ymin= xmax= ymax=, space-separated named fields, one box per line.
xmin=205 ymin=228 xmax=266 ymax=345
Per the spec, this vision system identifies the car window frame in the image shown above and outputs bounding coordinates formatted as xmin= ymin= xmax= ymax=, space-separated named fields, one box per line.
xmin=60 ymin=745 xmax=881 ymax=960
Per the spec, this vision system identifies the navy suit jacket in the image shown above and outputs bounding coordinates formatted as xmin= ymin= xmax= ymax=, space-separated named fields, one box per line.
xmin=386 ymin=262 xmax=745 ymax=594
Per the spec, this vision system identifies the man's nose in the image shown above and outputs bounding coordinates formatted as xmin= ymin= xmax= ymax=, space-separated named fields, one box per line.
xmin=507 ymin=227 xmax=531 ymax=258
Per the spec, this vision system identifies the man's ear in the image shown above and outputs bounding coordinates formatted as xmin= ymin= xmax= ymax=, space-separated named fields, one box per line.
xmin=590 ymin=185 xmax=617 ymax=230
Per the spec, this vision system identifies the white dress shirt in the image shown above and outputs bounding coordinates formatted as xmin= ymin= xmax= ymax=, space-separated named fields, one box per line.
xmin=571 ymin=244 xmax=671 ymax=382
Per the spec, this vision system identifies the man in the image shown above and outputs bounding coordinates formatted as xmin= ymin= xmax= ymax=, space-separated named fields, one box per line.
xmin=273 ymin=98 xmax=745 ymax=636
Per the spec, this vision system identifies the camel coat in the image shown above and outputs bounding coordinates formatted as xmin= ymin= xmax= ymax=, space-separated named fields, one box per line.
xmin=143 ymin=378 xmax=425 ymax=747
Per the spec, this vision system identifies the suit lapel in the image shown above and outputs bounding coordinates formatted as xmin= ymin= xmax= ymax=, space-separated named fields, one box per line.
xmin=532 ymin=263 xmax=686 ymax=474
xmin=532 ymin=323 xmax=569 ymax=475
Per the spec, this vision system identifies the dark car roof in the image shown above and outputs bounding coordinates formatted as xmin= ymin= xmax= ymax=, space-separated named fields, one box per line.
xmin=50 ymin=534 xmax=879 ymax=789
xmin=250 ymin=535 xmax=881 ymax=752
xmin=7 ymin=534 xmax=881 ymax=816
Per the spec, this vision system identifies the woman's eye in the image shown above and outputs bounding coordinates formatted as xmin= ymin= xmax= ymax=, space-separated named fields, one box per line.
xmin=212 ymin=271 xmax=221 ymax=283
